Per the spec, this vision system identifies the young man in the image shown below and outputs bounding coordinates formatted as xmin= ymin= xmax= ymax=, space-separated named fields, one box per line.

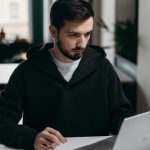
xmin=0 ymin=0 xmax=134 ymax=150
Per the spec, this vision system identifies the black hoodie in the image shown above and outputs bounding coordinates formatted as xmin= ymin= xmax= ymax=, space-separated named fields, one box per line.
xmin=0 ymin=43 xmax=134 ymax=149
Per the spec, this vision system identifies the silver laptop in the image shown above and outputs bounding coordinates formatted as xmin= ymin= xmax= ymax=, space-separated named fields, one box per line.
xmin=75 ymin=111 xmax=150 ymax=150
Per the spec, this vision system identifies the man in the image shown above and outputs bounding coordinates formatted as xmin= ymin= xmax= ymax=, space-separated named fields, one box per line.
xmin=0 ymin=0 xmax=134 ymax=150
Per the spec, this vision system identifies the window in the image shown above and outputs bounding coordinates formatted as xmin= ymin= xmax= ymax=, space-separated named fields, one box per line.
xmin=115 ymin=0 xmax=138 ymax=65
xmin=9 ymin=2 xmax=19 ymax=19
xmin=0 ymin=0 xmax=30 ymax=43
xmin=115 ymin=0 xmax=138 ymax=79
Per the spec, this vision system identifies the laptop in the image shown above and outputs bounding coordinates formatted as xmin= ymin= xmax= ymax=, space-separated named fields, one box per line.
xmin=75 ymin=111 xmax=150 ymax=150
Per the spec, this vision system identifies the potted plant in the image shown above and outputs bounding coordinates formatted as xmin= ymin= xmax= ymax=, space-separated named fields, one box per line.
xmin=96 ymin=18 xmax=138 ymax=64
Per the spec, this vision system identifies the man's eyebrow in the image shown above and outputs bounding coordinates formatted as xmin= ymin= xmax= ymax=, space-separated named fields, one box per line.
xmin=86 ymin=30 xmax=93 ymax=34
xmin=66 ymin=31 xmax=79 ymax=34
xmin=66 ymin=30 xmax=93 ymax=34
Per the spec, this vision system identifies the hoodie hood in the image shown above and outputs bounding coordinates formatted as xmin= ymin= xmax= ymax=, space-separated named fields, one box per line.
xmin=26 ymin=43 xmax=107 ymax=83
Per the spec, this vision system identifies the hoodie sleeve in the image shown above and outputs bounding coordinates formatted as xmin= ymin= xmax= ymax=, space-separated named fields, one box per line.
xmin=0 ymin=64 xmax=38 ymax=150
xmin=106 ymin=60 xmax=135 ymax=134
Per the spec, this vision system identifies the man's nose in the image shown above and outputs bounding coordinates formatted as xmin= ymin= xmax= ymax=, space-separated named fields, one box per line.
xmin=77 ymin=35 xmax=87 ymax=48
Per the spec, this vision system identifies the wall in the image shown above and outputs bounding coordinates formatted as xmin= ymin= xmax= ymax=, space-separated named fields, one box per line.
xmin=92 ymin=0 xmax=101 ymax=46
xmin=92 ymin=0 xmax=115 ymax=65
xmin=137 ymin=0 xmax=150 ymax=112
xmin=116 ymin=0 xmax=136 ymax=21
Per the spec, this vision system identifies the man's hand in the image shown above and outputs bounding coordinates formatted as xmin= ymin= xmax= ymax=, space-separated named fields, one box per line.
xmin=34 ymin=127 xmax=67 ymax=150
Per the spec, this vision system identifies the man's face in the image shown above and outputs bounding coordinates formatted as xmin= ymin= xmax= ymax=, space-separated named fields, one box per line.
xmin=51 ymin=17 xmax=93 ymax=61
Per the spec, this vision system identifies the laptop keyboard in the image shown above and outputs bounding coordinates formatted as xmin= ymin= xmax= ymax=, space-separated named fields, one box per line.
xmin=74 ymin=136 xmax=117 ymax=150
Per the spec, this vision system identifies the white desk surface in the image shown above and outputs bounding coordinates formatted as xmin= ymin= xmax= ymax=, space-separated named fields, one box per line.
xmin=0 ymin=136 xmax=109 ymax=150
xmin=0 ymin=64 xmax=18 ymax=84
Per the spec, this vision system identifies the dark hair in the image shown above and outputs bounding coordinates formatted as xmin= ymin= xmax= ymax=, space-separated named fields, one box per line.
xmin=50 ymin=0 xmax=94 ymax=31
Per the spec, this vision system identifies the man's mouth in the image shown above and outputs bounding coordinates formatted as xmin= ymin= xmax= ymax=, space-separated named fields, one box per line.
xmin=73 ymin=47 xmax=84 ymax=53
xmin=73 ymin=49 xmax=83 ymax=54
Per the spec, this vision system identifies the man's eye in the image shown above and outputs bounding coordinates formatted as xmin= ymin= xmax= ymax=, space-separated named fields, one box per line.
xmin=69 ymin=34 xmax=80 ymax=37
xmin=85 ymin=32 xmax=91 ymax=37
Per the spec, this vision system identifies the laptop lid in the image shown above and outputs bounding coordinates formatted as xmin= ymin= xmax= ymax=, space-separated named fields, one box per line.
xmin=113 ymin=111 xmax=150 ymax=150
xmin=74 ymin=111 xmax=150 ymax=150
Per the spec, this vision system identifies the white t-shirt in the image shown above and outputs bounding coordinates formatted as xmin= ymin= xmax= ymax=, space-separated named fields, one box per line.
xmin=50 ymin=49 xmax=81 ymax=82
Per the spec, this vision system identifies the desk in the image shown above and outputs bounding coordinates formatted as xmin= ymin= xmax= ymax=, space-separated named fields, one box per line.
xmin=0 ymin=64 xmax=18 ymax=84
xmin=0 ymin=136 xmax=108 ymax=150
xmin=0 ymin=64 xmax=18 ymax=92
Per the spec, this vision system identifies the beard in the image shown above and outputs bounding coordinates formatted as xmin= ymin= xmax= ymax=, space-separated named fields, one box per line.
xmin=57 ymin=39 xmax=85 ymax=61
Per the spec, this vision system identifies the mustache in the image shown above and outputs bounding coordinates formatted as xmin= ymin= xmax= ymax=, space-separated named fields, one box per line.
xmin=72 ymin=47 xmax=85 ymax=51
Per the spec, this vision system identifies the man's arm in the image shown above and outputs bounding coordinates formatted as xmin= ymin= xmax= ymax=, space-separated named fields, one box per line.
xmin=0 ymin=65 xmax=38 ymax=149
xmin=107 ymin=61 xmax=135 ymax=134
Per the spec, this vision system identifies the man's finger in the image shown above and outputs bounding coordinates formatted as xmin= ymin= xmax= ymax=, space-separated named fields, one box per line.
xmin=46 ymin=127 xmax=67 ymax=143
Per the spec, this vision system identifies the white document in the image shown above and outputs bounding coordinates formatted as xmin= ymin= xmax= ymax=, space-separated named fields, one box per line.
xmin=56 ymin=136 xmax=109 ymax=150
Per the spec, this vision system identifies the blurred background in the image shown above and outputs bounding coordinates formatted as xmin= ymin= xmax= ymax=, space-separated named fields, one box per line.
xmin=0 ymin=0 xmax=150 ymax=114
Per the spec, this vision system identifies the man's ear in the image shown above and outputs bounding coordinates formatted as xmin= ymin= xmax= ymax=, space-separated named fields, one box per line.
xmin=49 ymin=25 xmax=58 ymax=38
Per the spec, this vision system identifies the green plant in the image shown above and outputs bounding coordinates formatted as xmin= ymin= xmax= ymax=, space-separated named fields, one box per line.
xmin=115 ymin=19 xmax=138 ymax=64
xmin=96 ymin=18 xmax=138 ymax=64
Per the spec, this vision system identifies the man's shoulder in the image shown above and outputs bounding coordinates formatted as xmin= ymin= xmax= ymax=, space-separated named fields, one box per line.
xmin=88 ymin=45 xmax=106 ymax=57
xmin=27 ymin=43 xmax=53 ymax=54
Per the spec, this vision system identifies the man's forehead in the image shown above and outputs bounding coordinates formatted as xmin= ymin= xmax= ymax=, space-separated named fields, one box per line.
xmin=62 ymin=18 xmax=93 ymax=33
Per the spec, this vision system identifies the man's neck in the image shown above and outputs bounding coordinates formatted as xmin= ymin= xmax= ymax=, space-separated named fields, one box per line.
xmin=51 ymin=47 xmax=74 ymax=63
